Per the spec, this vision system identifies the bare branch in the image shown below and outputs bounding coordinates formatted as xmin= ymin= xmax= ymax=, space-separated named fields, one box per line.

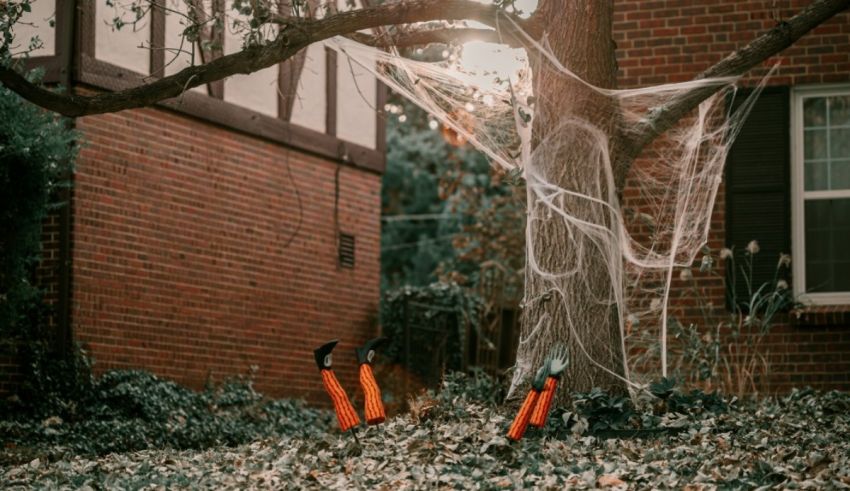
xmin=621 ymin=0 xmax=850 ymax=162
xmin=0 ymin=0 xmax=526 ymax=117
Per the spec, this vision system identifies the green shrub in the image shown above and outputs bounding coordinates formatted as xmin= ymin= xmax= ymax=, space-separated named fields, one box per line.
xmin=0 ymin=77 xmax=79 ymax=412
xmin=437 ymin=368 xmax=506 ymax=407
xmin=571 ymin=387 xmax=637 ymax=432
xmin=0 ymin=369 xmax=331 ymax=457
xmin=0 ymin=78 xmax=76 ymax=336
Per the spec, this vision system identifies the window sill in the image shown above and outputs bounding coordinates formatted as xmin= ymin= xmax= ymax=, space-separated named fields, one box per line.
xmin=790 ymin=305 xmax=850 ymax=328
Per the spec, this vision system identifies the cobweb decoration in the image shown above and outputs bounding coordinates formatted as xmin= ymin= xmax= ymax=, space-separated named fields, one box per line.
xmin=325 ymin=16 xmax=769 ymax=396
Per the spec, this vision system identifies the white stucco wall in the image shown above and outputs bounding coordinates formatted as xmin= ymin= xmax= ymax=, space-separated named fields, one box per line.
xmin=163 ymin=0 xmax=205 ymax=93
xmin=13 ymin=0 xmax=55 ymax=57
xmin=288 ymin=44 xmax=327 ymax=134
xmin=336 ymin=55 xmax=377 ymax=149
xmin=96 ymin=0 xmax=150 ymax=74
xmin=223 ymin=18 xmax=278 ymax=118
xmin=332 ymin=0 xmax=377 ymax=149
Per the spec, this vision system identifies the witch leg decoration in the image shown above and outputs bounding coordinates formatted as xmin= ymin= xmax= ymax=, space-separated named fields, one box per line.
xmin=356 ymin=337 xmax=387 ymax=425
xmin=506 ymin=360 xmax=550 ymax=441
xmin=530 ymin=346 xmax=569 ymax=428
xmin=315 ymin=339 xmax=360 ymax=432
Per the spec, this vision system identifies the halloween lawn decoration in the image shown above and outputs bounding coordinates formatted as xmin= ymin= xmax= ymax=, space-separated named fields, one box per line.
xmin=356 ymin=337 xmax=388 ymax=425
xmin=530 ymin=346 xmax=569 ymax=428
xmin=315 ymin=339 xmax=360 ymax=432
xmin=507 ymin=346 xmax=569 ymax=441
xmin=315 ymin=338 xmax=388 ymax=432
xmin=506 ymin=361 xmax=549 ymax=441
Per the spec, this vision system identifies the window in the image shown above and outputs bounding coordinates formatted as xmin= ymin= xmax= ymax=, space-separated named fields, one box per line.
xmin=791 ymin=86 xmax=850 ymax=305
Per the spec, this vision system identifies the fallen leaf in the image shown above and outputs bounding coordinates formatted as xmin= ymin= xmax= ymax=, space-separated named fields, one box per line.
xmin=598 ymin=474 xmax=626 ymax=487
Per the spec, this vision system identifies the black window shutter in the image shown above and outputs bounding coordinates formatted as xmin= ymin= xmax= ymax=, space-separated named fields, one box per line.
xmin=725 ymin=87 xmax=791 ymax=308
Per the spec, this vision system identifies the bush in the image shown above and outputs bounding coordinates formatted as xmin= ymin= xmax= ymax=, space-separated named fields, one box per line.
xmin=0 ymin=77 xmax=79 ymax=411
xmin=0 ymin=369 xmax=331 ymax=459
xmin=0 ymin=78 xmax=76 ymax=337
xmin=437 ymin=368 xmax=506 ymax=407
xmin=628 ymin=242 xmax=797 ymax=398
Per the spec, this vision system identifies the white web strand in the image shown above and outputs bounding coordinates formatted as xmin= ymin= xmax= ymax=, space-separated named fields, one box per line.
xmin=325 ymin=18 xmax=771 ymax=394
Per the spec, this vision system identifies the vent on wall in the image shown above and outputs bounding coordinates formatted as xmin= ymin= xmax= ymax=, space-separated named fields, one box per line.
xmin=338 ymin=233 xmax=355 ymax=268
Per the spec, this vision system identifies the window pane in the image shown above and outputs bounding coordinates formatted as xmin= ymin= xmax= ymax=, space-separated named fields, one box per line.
xmin=831 ymin=128 xmax=850 ymax=160
xmin=804 ymin=97 xmax=827 ymax=126
xmin=804 ymin=129 xmax=828 ymax=160
xmin=805 ymin=160 xmax=829 ymax=191
xmin=830 ymin=95 xmax=850 ymax=126
xmin=805 ymin=198 xmax=850 ymax=293
xmin=832 ymin=159 xmax=850 ymax=190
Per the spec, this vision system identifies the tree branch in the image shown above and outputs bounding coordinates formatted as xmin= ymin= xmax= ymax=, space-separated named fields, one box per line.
xmin=621 ymin=0 xmax=850 ymax=163
xmin=0 ymin=0 xmax=527 ymax=117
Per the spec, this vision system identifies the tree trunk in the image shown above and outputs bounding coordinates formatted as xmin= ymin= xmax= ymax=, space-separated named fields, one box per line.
xmin=516 ymin=0 xmax=628 ymax=397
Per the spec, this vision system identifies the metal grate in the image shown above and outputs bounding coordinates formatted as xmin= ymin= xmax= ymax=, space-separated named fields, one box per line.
xmin=338 ymin=233 xmax=355 ymax=268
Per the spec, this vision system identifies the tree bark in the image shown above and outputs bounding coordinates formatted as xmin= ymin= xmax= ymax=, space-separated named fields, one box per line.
xmin=516 ymin=0 xmax=627 ymax=396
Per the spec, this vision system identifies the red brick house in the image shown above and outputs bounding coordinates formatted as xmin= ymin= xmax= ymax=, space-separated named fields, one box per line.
xmin=1 ymin=0 xmax=385 ymax=402
xmin=3 ymin=0 xmax=848 ymax=399
xmin=615 ymin=0 xmax=850 ymax=391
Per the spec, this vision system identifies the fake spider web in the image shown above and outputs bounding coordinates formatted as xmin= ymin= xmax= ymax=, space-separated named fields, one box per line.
xmin=326 ymin=16 xmax=769 ymax=396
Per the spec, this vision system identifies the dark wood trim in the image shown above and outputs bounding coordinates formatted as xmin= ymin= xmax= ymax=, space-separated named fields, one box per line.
xmin=325 ymin=47 xmax=337 ymax=136
xmin=78 ymin=56 xmax=385 ymax=173
xmin=150 ymin=1 xmax=166 ymax=79
xmin=278 ymin=51 xmax=308 ymax=121
xmin=277 ymin=0 xmax=317 ymax=121
xmin=208 ymin=79 xmax=224 ymax=99
xmin=76 ymin=0 xmax=95 ymax=60
xmin=55 ymin=1 xmax=73 ymax=85
xmin=375 ymin=80 xmax=388 ymax=154
xmin=54 ymin=0 xmax=79 ymax=356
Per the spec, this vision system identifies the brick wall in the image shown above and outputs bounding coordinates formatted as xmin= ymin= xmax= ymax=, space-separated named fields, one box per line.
xmin=614 ymin=0 xmax=850 ymax=88
xmin=67 ymin=107 xmax=381 ymax=403
xmin=615 ymin=0 xmax=850 ymax=392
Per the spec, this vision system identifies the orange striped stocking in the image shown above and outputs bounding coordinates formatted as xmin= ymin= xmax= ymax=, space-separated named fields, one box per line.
xmin=359 ymin=363 xmax=386 ymax=425
xmin=529 ymin=376 xmax=558 ymax=428
xmin=506 ymin=389 xmax=540 ymax=441
xmin=321 ymin=369 xmax=360 ymax=431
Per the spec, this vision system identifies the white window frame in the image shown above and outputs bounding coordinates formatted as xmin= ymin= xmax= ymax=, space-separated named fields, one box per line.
xmin=791 ymin=84 xmax=850 ymax=306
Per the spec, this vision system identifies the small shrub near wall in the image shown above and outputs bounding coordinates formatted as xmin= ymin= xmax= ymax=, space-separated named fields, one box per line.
xmin=627 ymin=242 xmax=796 ymax=398
xmin=0 ymin=369 xmax=331 ymax=463
xmin=0 ymin=78 xmax=78 ymax=404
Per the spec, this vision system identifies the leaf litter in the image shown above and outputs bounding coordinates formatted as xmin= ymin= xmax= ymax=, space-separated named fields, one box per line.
xmin=2 ymin=388 xmax=849 ymax=489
